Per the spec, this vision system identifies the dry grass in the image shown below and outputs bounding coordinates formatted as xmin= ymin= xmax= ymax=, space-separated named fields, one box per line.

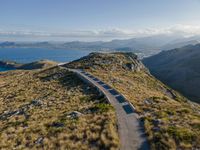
xmin=0 ymin=66 xmax=119 ymax=149
xmin=67 ymin=52 xmax=200 ymax=150
xmin=90 ymin=70 xmax=200 ymax=149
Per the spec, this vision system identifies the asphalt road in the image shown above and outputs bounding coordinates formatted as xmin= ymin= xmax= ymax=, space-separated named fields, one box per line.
xmin=59 ymin=65 xmax=149 ymax=150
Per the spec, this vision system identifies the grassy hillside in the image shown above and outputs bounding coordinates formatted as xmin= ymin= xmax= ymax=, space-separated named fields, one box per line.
xmin=66 ymin=52 xmax=200 ymax=149
xmin=0 ymin=66 xmax=119 ymax=149
xmin=1 ymin=52 xmax=200 ymax=149
xmin=143 ymin=44 xmax=200 ymax=103
xmin=0 ymin=60 xmax=58 ymax=70
xmin=18 ymin=60 xmax=58 ymax=70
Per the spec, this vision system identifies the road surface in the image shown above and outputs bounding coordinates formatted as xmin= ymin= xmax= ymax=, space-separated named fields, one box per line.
xmin=59 ymin=65 xmax=149 ymax=150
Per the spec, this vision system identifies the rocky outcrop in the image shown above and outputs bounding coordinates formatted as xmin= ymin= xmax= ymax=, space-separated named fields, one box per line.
xmin=66 ymin=52 xmax=147 ymax=72
xmin=0 ymin=99 xmax=43 ymax=121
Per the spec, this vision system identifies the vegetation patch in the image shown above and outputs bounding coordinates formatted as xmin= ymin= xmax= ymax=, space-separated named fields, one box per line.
xmin=67 ymin=52 xmax=200 ymax=149
xmin=0 ymin=66 xmax=119 ymax=149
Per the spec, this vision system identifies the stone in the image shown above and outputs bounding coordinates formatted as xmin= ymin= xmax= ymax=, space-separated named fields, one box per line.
xmin=35 ymin=137 xmax=44 ymax=145
xmin=67 ymin=111 xmax=83 ymax=119
xmin=51 ymin=122 xmax=64 ymax=128
xmin=152 ymin=127 xmax=161 ymax=132
xmin=152 ymin=119 xmax=162 ymax=126
xmin=31 ymin=100 xmax=43 ymax=106
xmin=126 ymin=63 xmax=135 ymax=71
xmin=144 ymin=99 xmax=154 ymax=105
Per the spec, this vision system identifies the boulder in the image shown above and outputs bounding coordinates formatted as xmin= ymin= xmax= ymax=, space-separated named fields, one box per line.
xmin=67 ymin=111 xmax=83 ymax=119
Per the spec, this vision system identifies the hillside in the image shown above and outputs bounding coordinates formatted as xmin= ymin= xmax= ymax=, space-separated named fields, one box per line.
xmin=18 ymin=60 xmax=58 ymax=70
xmin=143 ymin=44 xmax=200 ymax=103
xmin=0 ymin=60 xmax=58 ymax=70
xmin=161 ymin=40 xmax=199 ymax=50
xmin=65 ymin=52 xmax=200 ymax=149
xmin=0 ymin=65 xmax=119 ymax=149
xmin=1 ymin=52 xmax=200 ymax=149
xmin=0 ymin=60 xmax=22 ymax=69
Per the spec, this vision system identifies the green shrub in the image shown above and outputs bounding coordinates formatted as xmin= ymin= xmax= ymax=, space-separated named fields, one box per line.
xmin=177 ymin=108 xmax=191 ymax=114
xmin=167 ymin=126 xmax=195 ymax=143
xmin=95 ymin=103 xmax=113 ymax=113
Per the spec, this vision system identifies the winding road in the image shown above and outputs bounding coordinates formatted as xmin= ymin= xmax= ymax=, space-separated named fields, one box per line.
xmin=59 ymin=65 xmax=149 ymax=150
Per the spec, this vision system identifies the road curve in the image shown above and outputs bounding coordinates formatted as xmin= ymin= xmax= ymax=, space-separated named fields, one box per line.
xmin=60 ymin=65 xmax=149 ymax=150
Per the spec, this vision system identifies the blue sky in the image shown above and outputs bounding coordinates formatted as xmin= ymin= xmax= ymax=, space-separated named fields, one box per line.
xmin=0 ymin=0 xmax=200 ymax=41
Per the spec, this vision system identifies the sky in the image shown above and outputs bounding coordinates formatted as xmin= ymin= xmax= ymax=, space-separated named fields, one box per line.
xmin=0 ymin=0 xmax=200 ymax=41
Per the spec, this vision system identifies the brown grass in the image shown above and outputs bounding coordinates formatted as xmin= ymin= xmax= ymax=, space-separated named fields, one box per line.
xmin=66 ymin=52 xmax=200 ymax=149
xmin=0 ymin=66 xmax=119 ymax=149
xmin=87 ymin=69 xmax=200 ymax=149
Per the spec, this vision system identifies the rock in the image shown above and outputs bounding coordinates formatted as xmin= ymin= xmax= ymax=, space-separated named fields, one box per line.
xmin=152 ymin=126 xmax=161 ymax=132
xmin=51 ymin=122 xmax=64 ymax=128
xmin=0 ymin=110 xmax=19 ymax=120
xmin=14 ymin=110 xmax=25 ymax=115
xmin=144 ymin=99 xmax=154 ymax=105
xmin=67 ymin=111 xmax=83 ymax=119
xmin=125 ymin=63 xmax=135 ymax=71
xmin=30 ymin=100 xmax=43 ymax=106
xmin=152 ymin=119 xmax=163 ymax=126
xmin=86 ymin=86 xmax=91 ymax=90
xmin=35 ymin=137 xmax=44 ymax=145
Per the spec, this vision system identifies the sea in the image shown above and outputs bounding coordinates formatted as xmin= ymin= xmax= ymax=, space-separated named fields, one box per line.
xmin=0 ymin=48 xmax=93 ymax=71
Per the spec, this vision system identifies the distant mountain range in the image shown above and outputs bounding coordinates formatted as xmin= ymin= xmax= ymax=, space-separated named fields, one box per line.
xmin=143 ymin=44 xmax=200 ymax=103
xmin=1 ymin=34 xmax=200 ymax=58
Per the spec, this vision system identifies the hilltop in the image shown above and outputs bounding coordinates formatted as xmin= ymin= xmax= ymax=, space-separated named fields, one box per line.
xmin=66 ymin=52 xmax=146 ymax=72
xmin=0 ymin=52 xmax=200 ymax=149
xmin=143 ymin=44 xmax=200 ymax=103
xmin=66 ymin=52 xmax=200 ymax=149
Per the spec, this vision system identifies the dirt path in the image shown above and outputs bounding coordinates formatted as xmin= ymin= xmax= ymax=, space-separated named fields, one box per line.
xmin=66 ymin=68 xmax=149 ymax=150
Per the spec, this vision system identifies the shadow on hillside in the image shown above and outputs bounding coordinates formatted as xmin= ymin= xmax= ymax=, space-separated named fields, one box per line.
xmin=37 ymin=66 xmax=101 ymax=97
xmin=138 ymin=119 xmax=150 ymax=150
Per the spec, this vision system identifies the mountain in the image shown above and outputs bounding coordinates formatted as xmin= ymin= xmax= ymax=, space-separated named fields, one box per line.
xmin=0 ymin=41 xmax=59 ymax=49
xmin=1 ymin=34 xmax=200 ymax=59
xmin=143 ymin=44 xmax=200 ymax=103
xmin=0 ymin=34 xmax=186 ymax=58
xmin=0 ymin=52 xmax=200 ymax=149
xmin=161 ymin=39 xmax=200 ymax=50
xmin=0 ymin=41 xmax=16 ymax=47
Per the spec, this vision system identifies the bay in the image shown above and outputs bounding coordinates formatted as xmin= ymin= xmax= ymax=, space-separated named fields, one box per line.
xmin=0 ymin=67 xmax=13 ymax=72
xmin=0 ymin=48 xmax=92 ymax=63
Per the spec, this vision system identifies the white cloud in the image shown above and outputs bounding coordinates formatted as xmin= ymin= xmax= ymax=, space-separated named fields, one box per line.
xmin=1 ymin=24 xmax=200 ymax=41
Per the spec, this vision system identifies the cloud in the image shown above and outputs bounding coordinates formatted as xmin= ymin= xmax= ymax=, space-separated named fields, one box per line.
xmin=1 ymin=24 xmax=200 ymax=41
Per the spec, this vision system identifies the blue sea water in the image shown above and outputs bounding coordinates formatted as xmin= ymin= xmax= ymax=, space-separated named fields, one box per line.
xmin=0 ymin=48 xmax=92 ymax=63
xmin=0 ymin=67 xmax=7 ymax=71
xmin=0 ymin=67 xmax=13 ymax=72
xmin=0 ymin=48 xmax=93 ymax=71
